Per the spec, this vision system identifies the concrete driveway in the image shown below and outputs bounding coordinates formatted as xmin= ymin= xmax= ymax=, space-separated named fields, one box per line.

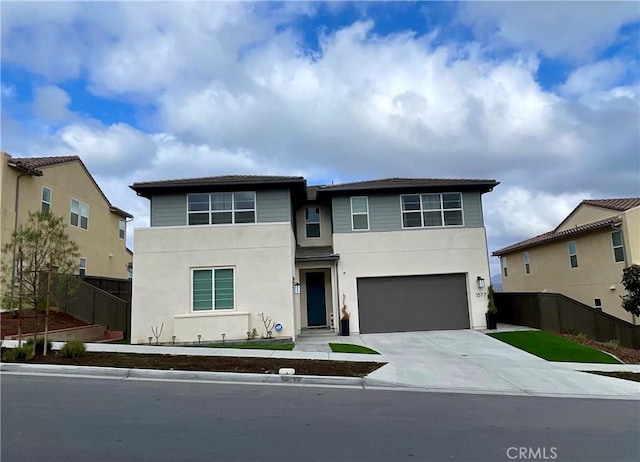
xmin=358 ymin=330 xmax=640 ymax=399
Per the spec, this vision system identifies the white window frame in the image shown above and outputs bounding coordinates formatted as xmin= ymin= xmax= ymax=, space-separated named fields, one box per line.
xmin=523 ymin=251 xmax=530 ymax=274
xmin=350 ymin=196 xmax=369 ymax=231
xmin=187 ymin=192 xmax=256 ymax=226
xmin=70 ymin=199 xmax=89 ymax=230
xmin=191 ymin=267 xmax=236 ymax=312
xmin=502 ymin=256 xmax=508 ymax=277
xmin=305 ymin=207 xmax=321 ymax=239
xmin=611 ymin=231 xmax=625 ymax=263
xmin=119 ymin=218 xmax=126 ymax=240
xmin=79 ymin=257 xmax=87 ymax=276
xmin=568 ymin=241 xmax=578 ymax=268
xmin=400 ymin=192 xmax=464 ymax=229
xmin=594 ymin=298 xmax=603 ymax=311
xmin=42 ymin=186 xmax=51 ymax=214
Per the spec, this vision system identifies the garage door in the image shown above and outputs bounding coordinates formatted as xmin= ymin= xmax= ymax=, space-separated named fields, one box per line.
xmin=357 ymin=274 xmax=470 ymax=333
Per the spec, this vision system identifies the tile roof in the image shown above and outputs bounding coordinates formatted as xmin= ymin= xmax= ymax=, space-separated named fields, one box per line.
xmin=295 ymin=246 xmax=339 ymax=262
xmin=581 ymin=198 xmax=640 ymax=211
xmin=316 ymin=177 xmax=499 ymax=193
xmin=10 ymin=156 xmax=80 ymax=168
xmin=492 ymin=217 xmax=622 ymax=256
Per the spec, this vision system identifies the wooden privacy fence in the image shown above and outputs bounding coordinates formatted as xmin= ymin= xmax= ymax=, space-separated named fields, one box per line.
xmin=494 ymin=292 xmax=640 ymax=349
xmin=52 ymin=275 xmax=131 ymax=341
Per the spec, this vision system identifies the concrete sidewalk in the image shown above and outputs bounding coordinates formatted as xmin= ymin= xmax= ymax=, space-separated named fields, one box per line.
xmin=3 ymin=332 xmax=639 ymax=400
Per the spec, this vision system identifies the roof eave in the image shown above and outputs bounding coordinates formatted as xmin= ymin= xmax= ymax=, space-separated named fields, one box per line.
xmin=8 ymin=161 xmax=43 ymax=177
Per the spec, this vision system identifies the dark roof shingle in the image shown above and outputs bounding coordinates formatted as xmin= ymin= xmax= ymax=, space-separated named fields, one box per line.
xmin=10 ymin=156 xmax=80 ymax=168
xmin=295 ymin=246 xmax=339 ymax=262
xmin=316 ymin=177 xmax=499 ymax=194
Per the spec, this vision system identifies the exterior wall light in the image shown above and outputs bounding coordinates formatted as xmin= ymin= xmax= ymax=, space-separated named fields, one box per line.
xmin=476 ymin=276 xmax=486 ymax=289
xmin=293 ymin=281 xmax=301 ymax=295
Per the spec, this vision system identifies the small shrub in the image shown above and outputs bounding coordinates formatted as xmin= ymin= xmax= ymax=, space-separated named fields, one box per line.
xmin=26 ymin=337 xmax=52 ymax=355
xmin=575 ymin=333 xmax=587 ymax=341
xmin=563 ymin=328 xmax=581 ymax=336
xmin=604 ymin=339 xmax=620 ymax=350
xmin=2 ymin=345 xmax=34 ymax=362
xmin=60 ymin=340 xmax=86 ymax=359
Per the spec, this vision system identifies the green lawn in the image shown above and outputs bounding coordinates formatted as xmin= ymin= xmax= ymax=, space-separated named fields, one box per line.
xmin=188 ymin=342 xmax=295 ymax=351
xmin=488 ymin=331 xmax=621 ymax=364
xmin=329 ymin=343 xmax=380 ymax=355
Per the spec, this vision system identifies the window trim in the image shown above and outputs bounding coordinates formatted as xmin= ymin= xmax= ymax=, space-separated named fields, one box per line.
xmin=191 ymin=267 xmax=236 ymax=312
xmin=594 ymin=298 xmax=603 ymax=311
xmin=70 ymin=199 xmax=89 ymax=230
xmin=611 ymin=231 xmax=625 ymax=263
xmin=502 ymin=256 xmax=508 ymax=277
xmin=305 ymin=207 xmax=321 ymax=239
xmin=187 ymin=192 xmax=256 ymax=226
xmin=119 ymin=218 xmax=126 ymax=240
xmin=350 ymin=196 xmax=370 ymax=231
xmin=568 ymin=241 xmax=578 ymax=268
xmin=400 ymin=192 xmax=465 ymax=229
xmin=79 ymin=257 xmax=87 ymax=276
xmin=523 ymin=251 xmax=530 ymax=274
xmin=41 ymin=186 xmax=52 ymax=214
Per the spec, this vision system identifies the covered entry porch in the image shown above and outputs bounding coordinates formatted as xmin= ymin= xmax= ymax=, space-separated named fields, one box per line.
xmin=294 ymin=246 xmax=340 ymax=335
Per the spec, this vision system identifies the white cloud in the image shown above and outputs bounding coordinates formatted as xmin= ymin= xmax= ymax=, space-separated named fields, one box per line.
xmin=33 ymin=86 xmax=74 ymax=123
xmin=561 ymin=59 xmax=628 ymax=96
xmin=459 ymin=1 xmax=639 ymax=60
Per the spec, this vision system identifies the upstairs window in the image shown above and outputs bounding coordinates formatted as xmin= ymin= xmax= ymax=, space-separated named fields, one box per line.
xmin=568 ymin=241 xmax=578 ymax=268
xmin=502 ymin=256 xmax=508 ymax=277
xmin=41 ymin=187 xmax=51 ymax=214
xmin=305 ymin=207 xmax=321 ymax=238
xmin=611 ymin=231 xmax=625 ymax=263
xmin=401 ymin=193 xmax=463 ymax=228
xmin=119 ymin=218 xmax=126 ymax=239
xmin=71 ymin=199 xmax=89 ymax=229
xmin=187 ymin=192 xmax=256 ymax=226
xmin=350 ymin=197 xmax=369 ymax=231
xmin=524 ymin=252 xmax=530 ymax=274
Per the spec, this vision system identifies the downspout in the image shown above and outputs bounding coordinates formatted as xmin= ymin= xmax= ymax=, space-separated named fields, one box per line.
xmin=334 ymin=258 xmax=341 ymax=334
xmin=612 ymin=221 xmax=635 ymax=325
xmin=10 ymin=173 xmax=27 ymax=302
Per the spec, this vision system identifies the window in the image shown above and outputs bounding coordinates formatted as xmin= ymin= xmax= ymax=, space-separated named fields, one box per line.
xmin=568 ymin=241 xmax=578 ymax=268
xmin=401 ymin=193 xmax=463 ymax=228
xmin=594 ymin=298 xmax=602 ymax=311
xmin=41 ymin=187 xmax=51 ymax=214
xmin=502 ymin=257 xmax=508 ymax=277
xmin=119 ymin=219 xmax=126 ymax=239
xmin=187 ymin=192 xmax=255 ymax=226
xmin=71 ymin=199 xmax=89 ymax=229
xmin=305 ymin=207 xmax=321 ymax=238
xmin=192 ymin=268 xmax=234 ymax=311
xmin=350 ymin=196 xmax=369 ymax=231
xmin=79 ymin=257 xmax=87 ymax=276
xmin=523 ymin=252 xmax=530 ymax=274
xmin=611 ymin=231 xmax=625 ymax=263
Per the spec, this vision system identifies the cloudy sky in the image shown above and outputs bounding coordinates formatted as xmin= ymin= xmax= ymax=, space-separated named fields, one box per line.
xmin=1 ymin=1 xmax=639 ymax=277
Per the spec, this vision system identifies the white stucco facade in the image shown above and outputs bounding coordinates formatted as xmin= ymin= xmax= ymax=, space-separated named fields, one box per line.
xmin=131 ymin=223 xmax=296 ymax=344
xmin=333 ymin=227 xmax=492 ymax=332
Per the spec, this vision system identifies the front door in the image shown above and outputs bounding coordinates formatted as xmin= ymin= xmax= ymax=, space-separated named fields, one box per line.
xmin=306 ymin=272 xmax=327 ymax=327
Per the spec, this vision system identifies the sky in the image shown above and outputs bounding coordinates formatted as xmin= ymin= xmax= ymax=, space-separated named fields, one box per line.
xmin=1 ymin=0 xmax=639 ymax=279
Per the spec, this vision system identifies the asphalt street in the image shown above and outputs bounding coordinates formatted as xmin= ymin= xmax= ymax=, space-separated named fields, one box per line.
xmin=1 ymin=374 xmax=639 ymax=462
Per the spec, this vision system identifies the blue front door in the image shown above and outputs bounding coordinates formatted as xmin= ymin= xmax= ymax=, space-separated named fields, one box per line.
xmin=306 ymin=272 xmax=326 ymax=327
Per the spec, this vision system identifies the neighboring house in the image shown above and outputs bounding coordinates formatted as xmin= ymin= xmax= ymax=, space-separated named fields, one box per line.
xmin=0 ymin=153 xmax=133 ymax=282
xmin=493 ymin=198 xmax=640 ymax=322
xmin=129 ymin=176 xmax=499 ymax=344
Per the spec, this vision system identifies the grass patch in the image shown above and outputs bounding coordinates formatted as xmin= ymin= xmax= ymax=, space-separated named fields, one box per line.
xmin=488 ymin=331 xmax=622 ymax=364
xmin=187 ymin=342 xmax=295 ymax=351
xmin=329 ymin=343 xmax=379 ymax=355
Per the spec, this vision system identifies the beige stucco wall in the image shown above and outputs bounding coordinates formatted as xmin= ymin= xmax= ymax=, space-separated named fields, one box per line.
xmin=333 ymin=228 xmax=492 ymax=332
xmin=295 ymin=205 xmax=333 ymax=247
xmin=0 ymin=155 xmax=131 ymax=280
xmin=621 ymin=207 xmax=639 ymax=265
xmin=556 ymin=205 xmax=617 ymax=232
xmin=131 ymin=223 xmax=297 ymax=344
xmin=500 ymin=224 xmax=635 ymax=322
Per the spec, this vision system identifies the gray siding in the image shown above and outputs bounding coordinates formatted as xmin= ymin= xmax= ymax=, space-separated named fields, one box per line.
xmin=332 ymin=191 xmax=485 ymax=233
xmin=151 ymin=195 xmax=186 ymax=227
xmin=256 ymin=189 xmax=291 ymax=223
xmin=150 ymin=189 xmax=290 ymax=227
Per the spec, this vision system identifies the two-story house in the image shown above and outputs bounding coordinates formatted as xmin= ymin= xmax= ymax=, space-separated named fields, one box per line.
xmin=493 ymin=198 xmax=640 ymax=322
xmin=0 ymin=153 xmax=133 ymax=283
xmin=129 ymin=176 xmax=499 ymax=344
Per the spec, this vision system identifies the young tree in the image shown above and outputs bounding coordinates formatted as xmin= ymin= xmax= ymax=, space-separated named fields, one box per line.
xmin=1 ymin=211 xmax=79 ymax=351
xmin=621 ymin=264 xmax=640 ymax=317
